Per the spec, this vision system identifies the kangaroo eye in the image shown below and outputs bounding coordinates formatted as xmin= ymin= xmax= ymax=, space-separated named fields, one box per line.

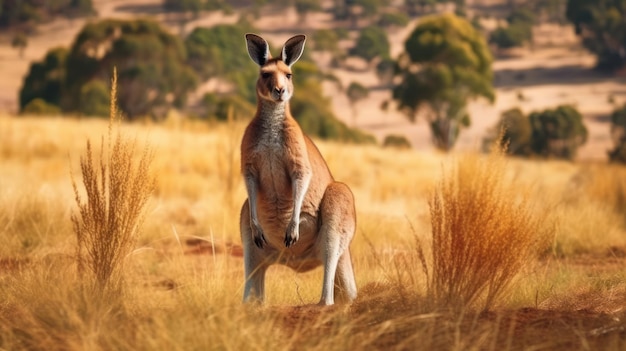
xmin=286 ymin=73 xmax=292 ymax=79
xmin=262 ymin=72 xmax=271 ymax=79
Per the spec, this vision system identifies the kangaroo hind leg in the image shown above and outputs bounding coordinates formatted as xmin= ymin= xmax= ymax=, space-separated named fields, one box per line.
xmin=240 ymin=201 xmax=268 ymax=303
xmin=318 ymin=182 xmax=357 ymax=306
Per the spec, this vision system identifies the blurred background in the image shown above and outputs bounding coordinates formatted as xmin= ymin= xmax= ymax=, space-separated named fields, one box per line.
xmin=0 ymin=0 xmax=624 ymax=162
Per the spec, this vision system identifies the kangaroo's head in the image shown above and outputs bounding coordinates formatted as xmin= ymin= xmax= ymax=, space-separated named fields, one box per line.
xmin=245 ymin=33 xmax=306 ymax=103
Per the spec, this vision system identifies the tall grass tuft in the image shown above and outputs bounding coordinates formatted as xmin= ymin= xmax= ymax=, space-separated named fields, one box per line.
xmin=71 ymin=69 xmax=155 ymax=293
xmin=427 ymin=146 xmax=551 ymax=311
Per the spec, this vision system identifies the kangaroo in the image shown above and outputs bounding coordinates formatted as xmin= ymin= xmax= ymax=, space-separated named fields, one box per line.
xmin=240 ymin=33 xmax=357 ymax=305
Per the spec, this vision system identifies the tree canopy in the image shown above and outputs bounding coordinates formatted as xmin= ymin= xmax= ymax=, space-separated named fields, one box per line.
xmin=20 ymin=19 xmax=197 ymax=119
xmin=566 ymin=0 xmax=626 ymax=71
xmin=349 ymin=26 xmax=390 ymax=63
xmin=529 ymin=105 xmax=588 ymax=159
xmin=0 ymin=0 xmax=94 ymax=29
xmin=609 ymin=103 xmax=626 ymax=163
xmin=392 ymin=13 xmax=494 ymax=151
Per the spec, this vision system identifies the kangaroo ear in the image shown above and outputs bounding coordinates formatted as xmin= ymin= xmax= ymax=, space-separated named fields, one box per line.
xmin=281 ymin=35 xmax=306 ymax=67
xmin=245 ymin=33 xmax=270 ymax=66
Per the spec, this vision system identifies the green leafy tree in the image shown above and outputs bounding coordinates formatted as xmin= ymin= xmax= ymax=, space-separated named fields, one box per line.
xmin=346 ymin=81 xmax=369 ymax=124
xmin=375 ymin=57 xmax=395 ymax=86
xmin=19 ymin=47 xmax=68 ymax=110
xmin=21 ymin=98 xmax=61 ymax=115
xmin=490 ymin=7 xmax=535 ymax=49
xmin=294 ymin=0 xmax=322 ymax=22
xmin=383 ymin=134 xmax=412 ymax=149
xmin=188 ymin=24 xmax=374 ymax=143
xmin=79 ymin=80 xmax=110 ymax=117
xmin=489 ymin=23 xmax=532 ymax=49
xmin=11 ymin=32 xmax=28 ymax=58
xmin=185 ymin=22 xmax=257 ymax=101
xmin=349 ymin=26 xmax=390 ymax=64
xmin=0 ymin=0 xmax=93 ymax=28
xmin=529 ymin=105 xmax=588 ymax=159
xmin=63 ymin=19 xmax=197 ymax=119
xmin=566 ymin=0 xmax=626 ymax=71
xmin=609 ymin=103 xmax=626 ymax=163
xmin=312 ymin=29 xmax=340 ymax=53
xmin=21 ymin=19 xmax=197 ymax=119
xmin=392 ymin=13 xmax=494 ymax=151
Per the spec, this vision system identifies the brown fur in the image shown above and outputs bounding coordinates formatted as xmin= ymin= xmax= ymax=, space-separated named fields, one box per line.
xmin=240 ymin=34 xmax=357 ymax=305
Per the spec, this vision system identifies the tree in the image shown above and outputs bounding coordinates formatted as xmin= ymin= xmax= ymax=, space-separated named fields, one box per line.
xmin=186 ymin=22 xmax=374 ymax=143
xmin=64 ymin=19 xmax=197 ymax=119
xmin=375 ymin=58 xmax=395 ymax=86
xmin=346 ymin=82 xmax=369 ymax=125
xmin=79 ymin=80 xmax=110 ymax=117
xmin=489 ymin=7 xmax=535 ymax=49
xmin=294 ymin=0 xmax=322 ymax=22
xmin=392 ymin=13 xmax=494 ymax=151
xmin=529 ymin=105 xmax=588 ymax=159
xmin=20 ymin=19 xmax=197 ymax=119
xmin=185 ymin=22 xmax=257 ymax=101
xmin=349 ymin=26 xmax=390 ymax=64
xmin=566 ymin=0 xmax=626 ymax=71
xmin=19 ymin=47 xmax=68 ymax=110
xmin=0 ymin=0 xmax=93 ymax=28
xmin=11 ymin=33 xmax=28 ymax=58
xmin=609 ymin=103 xmax=626 ymax=163
xmin=312 ymin=29 xmax=340 ymax=53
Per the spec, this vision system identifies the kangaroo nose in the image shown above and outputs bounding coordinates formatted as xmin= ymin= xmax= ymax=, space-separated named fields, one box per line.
xmin=274 ymin=87 xmax=285 ymax=95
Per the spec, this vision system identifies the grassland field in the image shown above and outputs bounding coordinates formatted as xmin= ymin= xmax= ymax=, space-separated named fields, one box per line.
xmin=1 ymin=115 xmax=626 ymax=350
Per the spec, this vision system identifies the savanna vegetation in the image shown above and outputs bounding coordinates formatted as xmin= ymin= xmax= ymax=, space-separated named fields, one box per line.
xmin=0 ymin=0 xmax=94 ymax=29
xmin=489 ymin=105 xmax=589 ymax=160
xmin=2 ymin=1 xmax=626 ymax=348
xmin=566 ymin=0 xmax=626 ymax=71
xmin=392 ymin=13 xmax=495 ymax=151
xmin=1 ymin=111 xmax=626 ymax=350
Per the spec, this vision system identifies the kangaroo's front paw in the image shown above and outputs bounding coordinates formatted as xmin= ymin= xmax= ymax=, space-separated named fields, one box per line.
xmin=284 ymin=219 xmax=300 ymax=247
xmin=251 ymin=221 xmax=266 ymax=248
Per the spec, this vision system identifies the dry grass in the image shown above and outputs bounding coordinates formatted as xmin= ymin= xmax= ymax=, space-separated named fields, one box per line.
xmin=1 ymin=113 xmax=626 ymax=350
xmin=71 ymin=72 xmax=155 ymax=292
xmin=427 ymin=147 xmax=553 ymax=311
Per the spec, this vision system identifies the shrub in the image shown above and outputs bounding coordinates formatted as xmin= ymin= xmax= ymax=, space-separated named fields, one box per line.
xmin=349 ymin=26 xmax=390 ymax=63
xmin=427 ymin=147 xmax=550 ymax=310
xmin=489 ymin=7 xmax=535 ymax=49
xmin=383 ymin=134 xmax=412 ymax=149
xmin=609 ymin=103 xmax=626 ymax=164
xmin=21 ymin=98 xmax=61 ymax=115
xmin=530 ymin=105 xmax=587 ymax=160
xmin=489 ymin=105 xmax=588 ymax=160
xmin=489 ymin=22 xmax=532 ymax=49
xmin=79 ymin=80 xmax=110 ymax=117
xmin=202 ymin=93 xmax=255 ymax=121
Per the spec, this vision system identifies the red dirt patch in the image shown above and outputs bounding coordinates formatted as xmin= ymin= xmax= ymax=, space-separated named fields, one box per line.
xmin=184 ymin=238 xmax=243 ymax=257
xmin=0 ymin=258 xmax=30 ymax=272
